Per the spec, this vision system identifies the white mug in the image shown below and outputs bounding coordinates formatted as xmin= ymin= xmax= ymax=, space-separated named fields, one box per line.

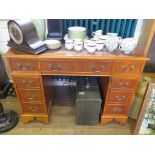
xmin=86 ymin=41 xmax=96 ymax=53
xmin=92 ymin=30 xmax=103 ymax=37
xmin=74 ymin=41 xmax=83 ymax=51
xmin=105 ymin=38 xmax=120 ymax=52
xmin=65 ymin=39 xmax=74 ymax=50
xmin=119 ymin=38 xmax=137 ymax=54
xmin=95 ymin=40 xmax=104 ymax=50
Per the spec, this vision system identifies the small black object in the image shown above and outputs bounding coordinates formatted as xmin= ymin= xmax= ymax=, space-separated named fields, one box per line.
xmin=47 ymin=19 xmax=63 ymax=41
xmin=0 ymin=102 xmax=19 ymax=133
xmin=7 ymin=19 xmax=47 ymax=55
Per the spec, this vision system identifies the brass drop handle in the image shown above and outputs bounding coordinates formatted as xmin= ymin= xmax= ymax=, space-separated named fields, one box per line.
xmin=29 ymin=106 xmax=38 ymax=112
xmin=112 ymin=107 xmax=122 ymax=112
xmin=118 ymin=82 xmax=129 ymax=87
xmin=28 ymin=94 xmax=36 ymax=100
xmin=92 ymin=65 xmax=104 ymax=72
xmin=22 ymin=80 xmax=32 ymax=85
xmin=115 ymin=95 xmax=126 ymax=101
xmin=48 ymin=64 xmax=62 ymax=71
xmin=17 ymin=64 xmax=22 ymax=69
xmin=17 ymin=63 xmax=31 ymax=70
xmin=26 ymin=64 xmax=31 ymax=69
xmin=130 ymin=65 xmax=136 ymax=71
xmin=120 ymin=66 xmax=128 ymax=72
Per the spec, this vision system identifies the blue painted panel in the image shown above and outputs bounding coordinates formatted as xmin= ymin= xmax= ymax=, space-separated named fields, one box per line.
xmin=110 ymin=19 xmax=116 ymax=32
xmin=105 ymin=19 xmax=110 ymax=33
xmin=61 ymin=19 xmax=138 ymax=38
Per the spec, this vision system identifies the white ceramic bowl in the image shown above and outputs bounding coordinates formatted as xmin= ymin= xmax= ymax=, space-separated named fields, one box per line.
xmin=44 ymin=40 xmax=61 ymax=49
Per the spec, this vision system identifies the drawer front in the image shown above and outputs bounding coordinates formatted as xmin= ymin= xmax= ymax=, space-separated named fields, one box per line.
xmin=40 ymin=59 xmax=74 ymax=73
xmin=40 ymin=59 xmax=112 ymax=75
xmin=14 ymin=76 xmax=41 ymax=89
xmin=9 ymin=58 xmax=39 ymax=72
xmin=104 ymin=105 xmax=129 ymax=115
xmin=113 ymin=61 xmax=143 ymax=75
xmin=110 ymin=78 xmax=138 ymax=90
xmin=22 ymin=103 xmax=46 ymax=113
xmin=108 ymin=90 xmax=133 ymax=103
xmin=82 ymin=61 xmax=112 ymax=74
xmin=18 ymin=89 xmax=43 ymax=102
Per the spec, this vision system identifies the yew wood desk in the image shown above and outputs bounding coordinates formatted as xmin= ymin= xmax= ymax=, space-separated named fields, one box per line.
xmin=4 ymin=47 xmax=149 ymax=125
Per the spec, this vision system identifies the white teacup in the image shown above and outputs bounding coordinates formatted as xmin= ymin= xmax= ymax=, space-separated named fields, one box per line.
xmin=86 ymin=41 xmax=96 ymax=53
xmin=84 ymin=40 xmax=90 ymax=49
xmin=119 ymin=38 xmax=137 ymax=54
xmin=92 ymin=30 xmax=103 ymax=37
xmin=74 ymin=41 xmax=83 ymax=51
xmin=105 ymin=38 xmax=120 ymax=52
xmin=65 ymin=39 xmax=74 ymax=50
xmin=95 ymin=40 xmax=104 ymax=50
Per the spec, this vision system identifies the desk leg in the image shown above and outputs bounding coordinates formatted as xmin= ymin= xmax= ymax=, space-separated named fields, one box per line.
xmin=21 ymin=114 xmax=49 ymax=124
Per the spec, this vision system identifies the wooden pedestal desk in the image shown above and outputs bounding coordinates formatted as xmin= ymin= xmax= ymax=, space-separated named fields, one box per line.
xmin=4 ymin=47 xmax=148 ymax=125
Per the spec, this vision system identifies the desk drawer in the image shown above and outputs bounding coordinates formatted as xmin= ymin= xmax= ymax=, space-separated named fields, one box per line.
xmin=18 ymin=89 xmax=43 ymax=102
xmin=104 ymin=104 xmax=129 ymax=115
xmin=108 ymin=90 xmax=133 ymax=103
xmin=40 ymin=59 xmax=112 ymax=74
xmin=112 ymin=61 xmax=143 ymax=75
xmin=82 ymin=61 xmax=112 ymax=74
xmin=9 ymin=58 xmax=39 ymax=73
xmin=22 ymin=103 xmax=46 ymax=113
xmin=40 ymin=59 xmax=73 ymax=73
xmin=110 ymin=78 xmax=138 ymax=90
xmin=14 ymin=76 xmax=41 ymax=89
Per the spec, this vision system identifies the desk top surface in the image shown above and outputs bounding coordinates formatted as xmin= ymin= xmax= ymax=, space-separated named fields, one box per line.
xmin=4 ymin=46 xmax=149 ymax=61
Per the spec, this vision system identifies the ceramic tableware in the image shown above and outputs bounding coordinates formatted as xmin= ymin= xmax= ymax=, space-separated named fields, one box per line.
xmin=44 ymin=39 xmax=61 ymax=49
xmin=119 ymin=38 xmax=137 ymax=54
xmin=84 ymin=40 xmax=90 ymax=49
xmin=92 ymin=30 xmax=103 ymax=38
xmin=95 ymin=40 xmax=104 ymax=50
xmin=105 ymin=37 xmax=120 ymax=52
xmin=68 ymin=26 xmax=86 ymax=41
xmin=74 ymin=40 xmax=83 ymax=51
xmin=65 ymin=39 xmax=74 ymax=50
xmin=86 ymin=41 xmax=96 ymax=53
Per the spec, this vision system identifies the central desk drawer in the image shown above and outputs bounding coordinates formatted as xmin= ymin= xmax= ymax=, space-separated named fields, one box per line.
xmin=9 ymin=58 xmax=39 ymax=73
xmin=18 ymin=89 xmax=43 ymax=102
xmin=14 ymin=76 xmax=41 ymax=89
xmin=40 ymin=59 xmax=112 ymax=74
xmin=108 ymin=90 xmax=133 ymax=103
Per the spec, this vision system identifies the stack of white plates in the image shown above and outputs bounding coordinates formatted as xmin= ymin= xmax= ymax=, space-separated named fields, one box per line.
xmin=68 ymin=26 xmax=86 ymax=41
xmin=44 ymin=40 xmax=61 ymax=49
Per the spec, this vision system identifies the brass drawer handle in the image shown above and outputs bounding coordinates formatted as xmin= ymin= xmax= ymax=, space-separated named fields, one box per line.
xmin=22 ymin=80 xmax=32 ymax=85
xmin=28 ymin=94 xmax=36 ymax=100
xmin=130 ymin=65 xmax=136 ymax=71
xmin=92 ymin=65 xmax=104 ymax=72
xmin=118 ymin=82 xmax=129 ymax=87
xmin=120 ymin=66 xmax=128 ymax=72
xmin=17 ymin=63 xmax=31 ymax=71
xmin=112 ymin=107 xmax=122 ymax=112
xmin=29 ymin=106 xmax=38 ymax=112
xmin=115 ymin=95 xmax=126 ymax=101
xmin=48 ymin=64 xmax=62 ymax=72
